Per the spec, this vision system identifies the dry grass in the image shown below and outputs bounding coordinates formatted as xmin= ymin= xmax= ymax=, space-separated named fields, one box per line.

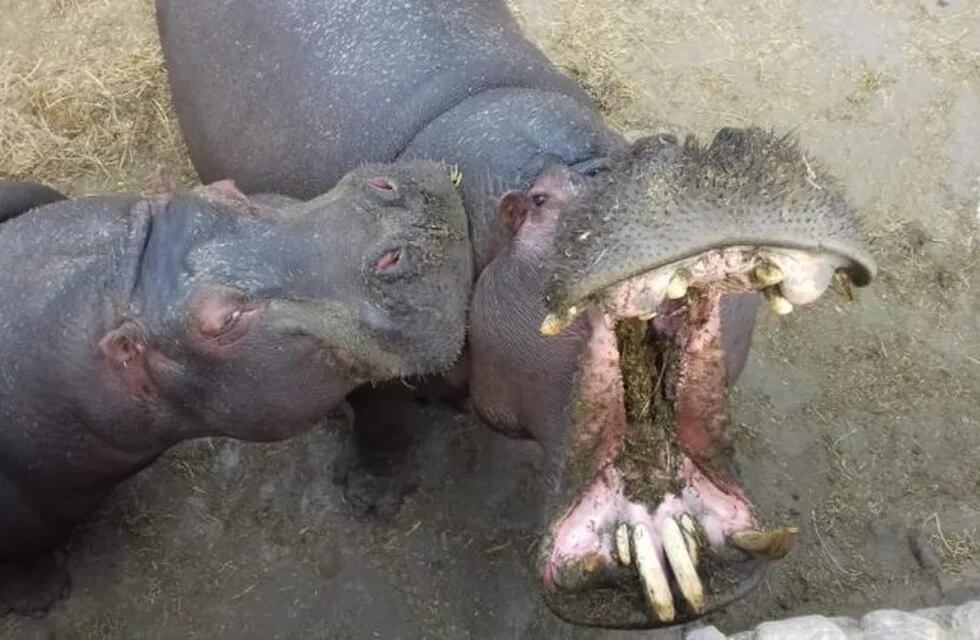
xmin=0 ymin=1 xmax=191 ymax=195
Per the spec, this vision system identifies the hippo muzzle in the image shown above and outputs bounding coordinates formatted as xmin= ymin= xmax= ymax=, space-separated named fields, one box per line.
xmin=534 ymin=128 xmax=876 ymax=628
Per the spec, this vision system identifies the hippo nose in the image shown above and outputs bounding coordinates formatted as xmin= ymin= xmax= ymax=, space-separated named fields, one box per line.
xmin=372 ymin=246 xmax=405 ymax=276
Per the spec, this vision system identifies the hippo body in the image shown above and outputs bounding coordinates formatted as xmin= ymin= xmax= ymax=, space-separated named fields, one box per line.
xmin=0 ymin=163 xmax=470 ymax=616
xmin=157 ymin=1 xmax=876 ymax=628
xmin=156 ymin=0 xmax=620 ymax=271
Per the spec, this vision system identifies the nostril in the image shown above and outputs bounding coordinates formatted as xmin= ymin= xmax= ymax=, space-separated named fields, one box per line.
xmin=369 ymin=178 xmax=394 ymax=191
xmin=374 ymin=248 xmax=401 ymax=273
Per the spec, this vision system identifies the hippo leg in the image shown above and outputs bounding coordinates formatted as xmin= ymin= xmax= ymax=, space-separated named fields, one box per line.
xmin=334 ymin=385 xmax=421 ymax=519
xmin=0 ymin=552 xmax=70 ymax=617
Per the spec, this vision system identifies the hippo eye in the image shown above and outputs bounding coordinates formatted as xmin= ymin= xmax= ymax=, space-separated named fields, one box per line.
xmin=369 ymin=178 xmax=394 ymax=191
xmin=223 ymin=309 xmax=243 ymax=330
xmin=532 ymin=193 xmax=549 ymax=207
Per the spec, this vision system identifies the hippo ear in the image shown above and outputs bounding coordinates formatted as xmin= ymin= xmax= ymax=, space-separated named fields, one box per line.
xmin=498 ymin=190 xmax=532 ymax=236
xmin=99 ymin=320 xmax=156 ymax=397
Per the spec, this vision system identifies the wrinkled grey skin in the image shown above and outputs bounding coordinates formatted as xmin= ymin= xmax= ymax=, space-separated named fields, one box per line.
xmin=0 ymin=161 xmax=470 ymax=617
xmin=156 ymin=0 xmax=875 ymax=628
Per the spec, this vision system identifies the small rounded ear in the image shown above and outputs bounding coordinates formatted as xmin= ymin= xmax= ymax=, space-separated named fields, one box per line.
xmin=498 ymin=190 xmax=532 ymax=236
xmin=99 ymin=320 xmax=147 ymax=365
xmin=100 ymin=320 xmax=156 ymax=397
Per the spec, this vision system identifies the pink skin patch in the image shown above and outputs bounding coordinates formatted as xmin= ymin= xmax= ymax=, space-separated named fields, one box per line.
xmin=374 ymin=249 xmax=402 ymax=273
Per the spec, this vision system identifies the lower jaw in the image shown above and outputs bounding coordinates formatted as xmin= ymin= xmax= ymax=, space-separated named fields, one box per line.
xmin=538 ymin=292 xmax=762 ymax=627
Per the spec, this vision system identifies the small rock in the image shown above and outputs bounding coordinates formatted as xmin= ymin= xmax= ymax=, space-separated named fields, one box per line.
xmin=828 ymin=616 xmax=862 ymax=635
xmin=754 ymin=615 xmax=848 ymax=640
xmin=911 ymin=605 xmax=956 ymax=629
xmin=860 ymin=609 xmax=943 ymax=639
xmin=685 ymin=626 xmax=728 ymax=640
xmin=952 ymin=601 xmax=980 ymax=639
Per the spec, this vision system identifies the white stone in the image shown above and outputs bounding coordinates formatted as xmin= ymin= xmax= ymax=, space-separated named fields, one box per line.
xmin=754 ymin=615 xmax=848 ymax=640
xmin=860 ymin=609 xmax=943 ymax=640
xmin=952 ymin=601 xmax=980 ymax=639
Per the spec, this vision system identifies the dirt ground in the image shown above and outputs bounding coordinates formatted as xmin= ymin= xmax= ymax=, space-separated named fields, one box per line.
xmin=1 ymin=0 xmax=978 ymax=638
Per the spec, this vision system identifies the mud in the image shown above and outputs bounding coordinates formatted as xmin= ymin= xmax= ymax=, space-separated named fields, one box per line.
xmin=2 ymin=0 xmax=978 ymax=638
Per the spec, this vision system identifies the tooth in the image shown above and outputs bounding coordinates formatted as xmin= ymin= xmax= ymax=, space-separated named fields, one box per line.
xmin=679 ymin=514 xmax=699 ymax=567
xmin=666 ymin=269 xmax=691 ymax=300
xmin=731 ymin=527 xmax=799 ymax=559
xmin=662 ymin=517 xmax=706 ymax=614
xmin=539 ymin=306 xmax=580 ymax=336
xmin=638 ymin=312 xmax=656 ymax=321
xmin=616 ymin=524 xmax=632 ymax=566
xmin=632 ymin=523 xmax=675 ymax=622
xmin=764 ymin=288 xmax=794 ymax=315
xmin=754 ymin=263 xmax=784 ymax=287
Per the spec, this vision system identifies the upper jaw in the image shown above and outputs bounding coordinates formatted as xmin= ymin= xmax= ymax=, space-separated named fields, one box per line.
xmin=543 ymin=127 xmax=877 ymax=321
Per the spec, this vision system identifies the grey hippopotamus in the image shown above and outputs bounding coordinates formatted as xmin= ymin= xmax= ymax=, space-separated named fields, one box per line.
xmin=0 ymin=161 xmax=471 ymax=617
xmin=156 ymin=0 xmax=876 ymax=628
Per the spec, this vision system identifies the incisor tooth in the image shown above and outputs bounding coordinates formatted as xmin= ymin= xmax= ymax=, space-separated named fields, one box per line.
xmin=731 ymin=527 xmax=799 ymax=560
xmin=764 ymin=288 xmax=794 ymax=315
xmin=616 ymin=524 xmax=632 ymax=566
xmin=666 ymin=270 xmax=691 ymax=300
xmin=539 ymin=306 xmax=580 ymax=336
xmin=679 ymin=514 xmax=699 ymax=567
xmin=632 ymin=523 xmax=675 ymax=622
xmin=662 ymin=517 xmax=706 ymax=614
xmin=754 ymin=263 xmax=784 ymax=287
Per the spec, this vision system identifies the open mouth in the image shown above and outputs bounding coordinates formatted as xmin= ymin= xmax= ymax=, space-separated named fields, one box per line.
xmin=536 ymin=245 xmax=852 ymax=628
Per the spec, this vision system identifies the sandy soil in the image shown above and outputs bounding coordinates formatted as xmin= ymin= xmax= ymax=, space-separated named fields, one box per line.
xmin=1 ymin=0 xmax=978 ymax=638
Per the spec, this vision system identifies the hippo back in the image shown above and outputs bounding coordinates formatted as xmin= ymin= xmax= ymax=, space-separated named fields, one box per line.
xmin=157 ymin=0 xmax=591 ymax=199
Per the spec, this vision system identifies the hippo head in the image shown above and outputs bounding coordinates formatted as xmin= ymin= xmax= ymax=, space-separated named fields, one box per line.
xmin=99 ymin=161 xmax=471 ymax=444
xmin=491 ymin=129 xmax=876 ymax=627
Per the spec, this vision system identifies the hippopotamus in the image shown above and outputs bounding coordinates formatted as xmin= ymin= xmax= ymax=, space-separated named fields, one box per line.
xmin=156 ymin=0 xmax=876 ymax=627
xmin=0 ymin=162 xmax=471 ymax=617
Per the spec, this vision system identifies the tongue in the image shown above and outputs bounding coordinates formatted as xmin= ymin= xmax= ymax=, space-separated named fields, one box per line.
xmin=658 ymin=292 xmax=738 ymax=489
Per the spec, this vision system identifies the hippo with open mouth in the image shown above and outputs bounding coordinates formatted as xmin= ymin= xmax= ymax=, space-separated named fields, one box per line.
xmin=156 ymin=0 xmax=876 ymax=627
xmin=470 ymin=130 xmax=875 ymax=626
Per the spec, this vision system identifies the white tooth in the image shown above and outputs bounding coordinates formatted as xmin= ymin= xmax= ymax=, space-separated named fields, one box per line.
xmin=662 ymin=517 xmax=706 ymax=614
xmin=754 ymin=263 xmax=784 ymax=287
xmin=632 ymin=523 xmax=675 ymax=622
xmin=666 ymin=269 xmax=691 ymax=300
xmin=766 ymin=251 xmax=847 ymax=306
xmin=764 ymin=288 xmax=794 ymax=315
xmin=679 ymin=514 xmax=699 ymax=568
xmin=638 ymin=311 xmax=657 ymax=321
xmin=616 ymin=524 xmax=632 ymax=566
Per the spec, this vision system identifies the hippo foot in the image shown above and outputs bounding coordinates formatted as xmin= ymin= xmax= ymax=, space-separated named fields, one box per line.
xmin=0 ymin=551 xmax=71 ymax=618
xmin=333 ymin=436 xmax=419 ymax=520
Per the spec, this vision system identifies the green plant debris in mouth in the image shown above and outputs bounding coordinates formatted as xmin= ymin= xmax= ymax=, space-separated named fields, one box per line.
xmin=615 ymin=318 xmax=683 ymax=504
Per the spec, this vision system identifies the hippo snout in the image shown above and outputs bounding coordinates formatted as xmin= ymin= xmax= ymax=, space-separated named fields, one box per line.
xmin=544 ymin=127 xmax=876 ymax=317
